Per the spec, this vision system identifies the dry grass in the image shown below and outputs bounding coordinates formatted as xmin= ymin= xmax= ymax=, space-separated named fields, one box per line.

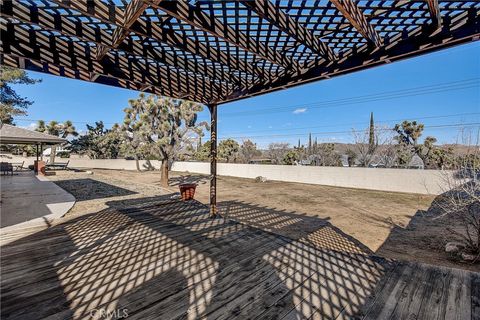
xmin=47 ymin=169 xmax=478 ymax=271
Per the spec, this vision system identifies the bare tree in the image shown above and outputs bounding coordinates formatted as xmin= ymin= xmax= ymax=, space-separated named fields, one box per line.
xmin=352 ymin=126 xmax=396 ymax=167
xmin=239 ymin=139 xmax=261 ymax=163
xmin=316 ymin=143 xmax=341 ymax=166
xmin=436 ymin=128 xmax=479 ymax=261
xmin=268 ymin=142 xmax=290 ymax=164
xmin=376 ymin=127 xmax=397 ymax=168
xmin=352 ymin=128 xmax=375 ymax=167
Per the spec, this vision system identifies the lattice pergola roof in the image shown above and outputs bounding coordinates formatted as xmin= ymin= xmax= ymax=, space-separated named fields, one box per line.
xmin=1 ymin=0 xmax=479 ymax=105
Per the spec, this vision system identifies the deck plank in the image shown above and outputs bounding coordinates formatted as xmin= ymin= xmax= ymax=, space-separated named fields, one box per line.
xmin=1 ymin=198 xmax=478 ymax=320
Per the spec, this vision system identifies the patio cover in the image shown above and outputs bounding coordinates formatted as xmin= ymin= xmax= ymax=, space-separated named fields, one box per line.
xmin=0 ymin=1 xmax=478 ymax=105
xmin=0 ymin=124 xmax=66 ymax=145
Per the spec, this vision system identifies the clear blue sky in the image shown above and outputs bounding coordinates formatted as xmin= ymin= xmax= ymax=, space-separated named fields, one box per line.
xmin=12 ymin=42 xmax=480 ymax=148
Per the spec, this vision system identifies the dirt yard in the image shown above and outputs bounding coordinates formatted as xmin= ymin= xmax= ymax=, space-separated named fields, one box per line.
xmin=47 ymin=169 xmax=478 ymax=271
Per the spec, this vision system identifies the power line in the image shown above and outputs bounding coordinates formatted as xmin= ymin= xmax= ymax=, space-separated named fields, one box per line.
xmin=219 ymin=122 xmax=480 ymax=141
xmin=221 ymin=78 xmax=479 ymax=117
xmin=12 ymin=78 xmax=479 ymax=125
xmin=221 ymin=112 xmax=480 ymax=135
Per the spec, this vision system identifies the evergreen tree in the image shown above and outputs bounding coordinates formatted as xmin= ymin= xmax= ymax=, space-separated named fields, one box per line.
xmin=0 ymin=66 xmax=41 ymax=124
xmin=368 ymin=112 xmax=375 ymax=153
xmin=308 ymin=133 xmax=312 ymax=154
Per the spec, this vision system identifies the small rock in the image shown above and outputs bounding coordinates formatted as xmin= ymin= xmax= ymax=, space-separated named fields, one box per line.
xmin=255 ymin=176 xmax=267 ymax=183
xmin=461 ymin=252 xmax=477 ymax=262
xmin=85 ymin=171 xmax=94 ymax=175
xmin=445 ymin=241 xmax=465 ymax=254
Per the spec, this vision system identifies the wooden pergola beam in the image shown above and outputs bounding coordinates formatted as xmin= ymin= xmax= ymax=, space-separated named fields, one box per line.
xmin=51 ymin=0 xmax=266 ymax=79
xmin=96 ymin=0 xmax=150 ymax=60
xmin=2 ymin=0 xmax=478 ymax=106
xmin=0 ymin=21 xmax=228 ymax=103
xmin=1 ymin=53 xmax=166 ymax=97
xmin=240 ymin=0 xmax=335 ymax=61
xmin=1 ymin=0 xmax=242 ymax=88
xmin=148 ymin=0 xmax=301 ymax=70
xmin=330 ymin=0 xmax=382 ymax=47
xmin=426 ymin=0 xmax=442 ymax=28
xmin=221 ymin=9 xmax=479 ymax=104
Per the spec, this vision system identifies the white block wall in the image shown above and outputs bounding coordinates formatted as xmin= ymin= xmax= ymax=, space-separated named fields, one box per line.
xmin=2 ymin=155 xmax=453 ymax=195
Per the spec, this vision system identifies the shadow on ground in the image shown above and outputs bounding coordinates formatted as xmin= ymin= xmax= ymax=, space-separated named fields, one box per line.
xmin=2 ymin=183 xmax=478 ymax=320
xmin=1 ymin=193 xmax=396 ymax=319
xmin=52 ymin=178 xmax=137 ymax=201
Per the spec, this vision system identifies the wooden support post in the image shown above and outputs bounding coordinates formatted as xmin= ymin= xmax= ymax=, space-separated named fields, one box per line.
xmin=36 ymin=144 xmax=39 ymax=161
xmin=208 ymin=103 xmax=218 ymax=218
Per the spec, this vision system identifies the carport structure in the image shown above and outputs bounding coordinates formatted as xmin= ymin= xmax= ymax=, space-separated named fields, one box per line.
xmin=1 ymin=0 xmax=479 ymax=216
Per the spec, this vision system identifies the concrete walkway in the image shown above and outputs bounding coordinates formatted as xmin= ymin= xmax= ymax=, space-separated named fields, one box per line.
xmin=0 ymin=172 xmax=75 ymax=232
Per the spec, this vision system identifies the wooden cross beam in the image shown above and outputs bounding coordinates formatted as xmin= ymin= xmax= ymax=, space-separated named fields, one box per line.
xmin=148 ymin=0 xmax=302 ymax=70
xmin=221 ymin=8 xmax=479 ymax=104
xmin=2 ymin=53 xmax=166 ymax=97
xmin=240 ymin=0 xmax=335 ymax=61
xmin=426 ymin=0 xmax=442 ymax=28
xmin=1 ymin=0 xmax=242 ymax=88
xmin=51 ymin=0 xmax=267 ymax=79
xmin=96 ymin=0 xmax=150 ymax=60
xmin=329 ymin=0 xmax=382 ymax=47
xmin=0 ymin=21 xmax=229 ymax=103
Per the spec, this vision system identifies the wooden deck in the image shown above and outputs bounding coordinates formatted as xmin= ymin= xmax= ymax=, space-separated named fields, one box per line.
xmin=1 ymin=196 xmax=478 ymax=320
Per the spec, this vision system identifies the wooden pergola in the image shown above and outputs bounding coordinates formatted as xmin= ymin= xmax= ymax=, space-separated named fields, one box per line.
xmin=1 ymin=0 xmax=479 ymax=216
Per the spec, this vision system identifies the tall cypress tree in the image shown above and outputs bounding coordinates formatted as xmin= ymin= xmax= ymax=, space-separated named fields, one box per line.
xmin=368 ymin=112 xmax=375 ymax=153
xmin=308 ymin=133 xmax=312 ymax=154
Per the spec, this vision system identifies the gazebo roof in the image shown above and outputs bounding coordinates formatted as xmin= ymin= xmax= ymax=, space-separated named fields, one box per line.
xmin=0 ymin=0 xmax=478 ymax=105
xmin=0 ymin=124 xmax=66 ymax=145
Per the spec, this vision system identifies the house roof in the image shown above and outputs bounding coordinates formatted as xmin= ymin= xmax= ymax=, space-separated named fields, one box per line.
xmin=1 ymin=1 xmax=478 ymax=105
xmin=0 ymin=124 xmax=66 ymax=145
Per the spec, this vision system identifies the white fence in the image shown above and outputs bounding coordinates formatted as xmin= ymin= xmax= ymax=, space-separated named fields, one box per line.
xmin=2 ymin=155 xmax=453 ymax=195
xmin=171 ymin=162 xmax=452 ymax=195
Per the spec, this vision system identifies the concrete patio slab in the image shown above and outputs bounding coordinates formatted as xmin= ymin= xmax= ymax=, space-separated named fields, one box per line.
xmin=0 ymin=172 xmax=75 ymax=233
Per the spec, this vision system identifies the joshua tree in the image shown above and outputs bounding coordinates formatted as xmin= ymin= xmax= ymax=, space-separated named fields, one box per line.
xmin=283 ymin=149 xmax=299 ymax=165
xmin=123 ymin=94 xmax=208 ymax=187
xmin=218 ymin=139 xmax=240 ymax=163
xmin=394 ymin=120 xmax=424 ymax=146
xmin=0 ymin=66 xmax=41 ymax=125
